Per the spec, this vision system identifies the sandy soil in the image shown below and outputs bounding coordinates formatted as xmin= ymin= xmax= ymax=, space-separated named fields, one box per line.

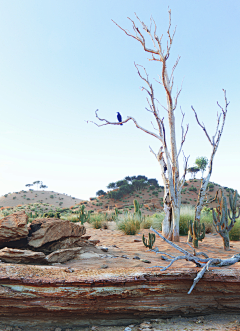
xmin=1 ymin=223 xmax=240 ymax=331
xmin=64 ymin=222 xmax=240 ymax=271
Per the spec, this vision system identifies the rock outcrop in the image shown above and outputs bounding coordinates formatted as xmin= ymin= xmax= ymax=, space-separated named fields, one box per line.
xmin=28 ymin=218 xmax=86 ymax=249
xmin=0 ymin=211 xmax=28 ymax=244
xmin=0 ymin=247 xmax=47 ymax=264
xmin=46 ymin=247 xmax=83 ymax=263
xmin=0 ymin=266 xmax=240 ymax=325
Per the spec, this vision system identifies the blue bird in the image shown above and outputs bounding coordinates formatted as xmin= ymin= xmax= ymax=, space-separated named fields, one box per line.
xmin=117 ymin=112 xmax=123 ymax=125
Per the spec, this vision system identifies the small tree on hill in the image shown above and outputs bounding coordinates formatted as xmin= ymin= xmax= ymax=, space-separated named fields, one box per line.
xmin=187 ymin=166 xmax=200 ymax=179
xmin=96 ymin=190 xmax=106 ymax=196
xmin=195 ymin=156 xmax=208 ymax=178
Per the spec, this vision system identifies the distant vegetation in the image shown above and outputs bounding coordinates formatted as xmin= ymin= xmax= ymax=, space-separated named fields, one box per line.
xmin=96 ymin=175 xmax=162 ymax=200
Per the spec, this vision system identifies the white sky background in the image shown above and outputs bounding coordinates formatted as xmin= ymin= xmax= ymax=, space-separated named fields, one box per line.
xmin=0 ymin=0 xmax=239 ymax=199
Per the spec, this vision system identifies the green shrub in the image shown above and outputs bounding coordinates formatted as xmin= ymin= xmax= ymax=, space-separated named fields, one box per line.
xmin=117 ymin=213 xmax=141 ymax=235
xmin=189 ymin=186 xmax=197 ymax=192
xmin=207 ymin=183 xmax=214 ymax=189
xmin=179 ymin=205 xmax=214 ymax=235
xmin=229 ymin=219 xmax=240 ymax=241
xmin=183 ymin=182 xmax=188 ymax=186
xmin=140 ymin=216 xmax=153 ymax=229
xmin=151 ymin=212 xmax=165 ymax=230
xmin=89 ymin=214 xmax=105 ymax=229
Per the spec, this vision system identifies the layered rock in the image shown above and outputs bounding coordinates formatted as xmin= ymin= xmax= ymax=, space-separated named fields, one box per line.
xmin=0 ymin=247 xmax=47 ymax=264
xmin=0 ymin=266 xmax=240 ymax=324
xmin=0 ymin=211 xmax=28 ymax=244
xmin=37 ymin=237 xmax=86 ymax=254
xmin=46 ymin=247 xmax=83 ymax=263
xmin=28 ymin=218 xmax=86 ymax=249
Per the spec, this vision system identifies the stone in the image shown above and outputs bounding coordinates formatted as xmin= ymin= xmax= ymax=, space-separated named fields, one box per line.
xmin=0 ymin=211 xmax=28 ymax=244
xmin=133 ymin=256 xmax=140 ymax=260
xmin=0 ymin=247 xmax=47 ymax=264
xmin=46 ymin=247 xmax=83 ymax=263
xmin=141 ymin=259 xmax=151 ymax=263
xmin=89 ymin=240 xmax=100 ymax=245
xmin=134 ymin=239 xmax=141 ymax=242
xmin=28 ymin=218 xmax=86 ymax=248
xmin=101 ymin=247 xmax=108 ymax=252
xmin=38 ymin=237 xmax=92 ymax=254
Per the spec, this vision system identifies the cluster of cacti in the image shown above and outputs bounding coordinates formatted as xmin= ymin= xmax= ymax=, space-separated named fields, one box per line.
xmin=142 ymin=232 xmax=156 ymax=249
xmin=188 ymin=220 xmax=205 ymax=248
xmin=78 ymin=205 xmax=91 ymax=225
xmin=212 ymin=189 xmax=239 ymax=250
xmin=134 ymin=199 xmax=142 ymax=221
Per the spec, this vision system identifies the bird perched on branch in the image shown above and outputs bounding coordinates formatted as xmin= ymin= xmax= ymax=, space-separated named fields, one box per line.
xmin=117 ymin=112 xmax=123 ymax=125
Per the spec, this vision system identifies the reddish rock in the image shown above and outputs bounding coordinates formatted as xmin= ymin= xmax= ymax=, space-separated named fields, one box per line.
xmin=38 ymin=237 xmax=94 ymax=254
xmin=0 ymin=211 xmax=28 ymax=244
xmin=28 ymin=219 xmax=86 ymax=248
xmin=0 ymin=247 xmax=46 ymax=264
xmin=46 ymin=247 xmax=83 ymax=263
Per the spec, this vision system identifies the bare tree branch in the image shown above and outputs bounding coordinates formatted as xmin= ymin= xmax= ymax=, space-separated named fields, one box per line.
xmin=149 ymin=227 xmax=240 ymax=294
xmin=177 ymin=108 xmax=189 ymax=158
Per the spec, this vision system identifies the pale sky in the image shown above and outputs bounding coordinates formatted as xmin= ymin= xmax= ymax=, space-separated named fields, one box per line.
xmin=0 ymin=0 xmax=239 ymax=199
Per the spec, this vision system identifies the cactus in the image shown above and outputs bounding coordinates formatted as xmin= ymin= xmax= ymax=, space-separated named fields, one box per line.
xmin=188 ymin=219 xmax=205 ymax=248
xmin=212 ymin=189 xmax=240 ymax=250
xmin=142 ymin=232 xmax=156 ymax=249
xmin=78 ymin=205 xmax=90 ymax=225
xmin=133 ymin=199 xmax=142 ymax=221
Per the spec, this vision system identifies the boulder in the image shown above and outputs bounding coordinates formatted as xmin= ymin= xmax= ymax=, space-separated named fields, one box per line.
xmin=0 ymin=247 xmax=47 ymax=264
xmin=37 ymin=237 xmax=94 ymax=254
xmin=0 ymin=211 xmax=28 ymax=244
xmin=28 ymin=218 xmax=86 ymax=249
xmin=46 ymin=247 xmax=83 ymax=263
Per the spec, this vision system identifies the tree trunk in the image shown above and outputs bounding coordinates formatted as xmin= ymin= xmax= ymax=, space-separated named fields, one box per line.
xmin=172 ymin=204 xmax=180 ymax=242
xmin=223 ymin=234 xmax=230 ymax=251
xmin=162 ymin=187 xmax=180 ymax=242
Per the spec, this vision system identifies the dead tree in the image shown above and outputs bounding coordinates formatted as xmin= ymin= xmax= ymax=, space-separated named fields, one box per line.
xmin=89 ymin=10 xmax=189 ymax=242
xmin=189 ymin=91 xmax=229 ymax=241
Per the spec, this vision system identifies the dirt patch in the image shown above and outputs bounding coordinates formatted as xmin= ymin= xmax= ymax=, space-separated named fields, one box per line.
xmin=63 ymin=222 xmax=240 ymax=271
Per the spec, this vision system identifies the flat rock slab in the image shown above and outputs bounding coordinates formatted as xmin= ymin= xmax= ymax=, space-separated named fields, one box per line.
xmin=0 ymin=265 xmax=240 ymax=323
xmin=28 ymin=218 xmax=86 ymax=248
xmin=0 ymin=247 xmax=47 ymax=264
xmin=46 ymin=247 xmax=83 ymax=263
xmin=0 ymin=211 xmax=28 ymax=244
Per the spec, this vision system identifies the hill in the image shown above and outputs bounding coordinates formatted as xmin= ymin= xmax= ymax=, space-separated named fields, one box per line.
xmin=0 ymin=179 xmax=239 ymax=218
xmin=0 ymin=190 xmax=82 ymax=209
xmin=78 ymin=179 xmax=240 ymax=215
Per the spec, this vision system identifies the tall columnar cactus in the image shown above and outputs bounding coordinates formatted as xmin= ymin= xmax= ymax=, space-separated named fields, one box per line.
xmin=78 ymin=205 xmax=90 ymax=225
xmin=212 ymin=189 xmax=240 ymax=250
xmin=142 ymin=232 xmax=156 ymax=249
xmin=188 ymin=219 xmax=205 ymax=248
xmin=134 ymin=199 xmax=142 ymax=221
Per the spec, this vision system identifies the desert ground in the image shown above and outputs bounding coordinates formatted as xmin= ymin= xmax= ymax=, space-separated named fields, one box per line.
xmin=1 ymin=222 xmax=240 ymax=331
